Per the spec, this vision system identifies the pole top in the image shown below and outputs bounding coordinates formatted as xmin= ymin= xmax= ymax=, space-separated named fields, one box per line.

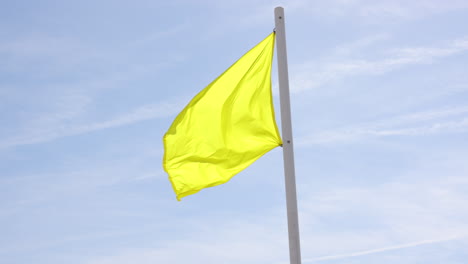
xmin=275 ymin=6 xmax=285 ymax=19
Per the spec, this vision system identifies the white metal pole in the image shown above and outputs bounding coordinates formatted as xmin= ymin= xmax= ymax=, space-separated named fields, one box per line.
xmin=274 ymin=6 xmax=302 ymax=264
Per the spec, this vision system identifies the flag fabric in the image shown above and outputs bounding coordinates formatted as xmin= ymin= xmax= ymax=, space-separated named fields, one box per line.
xmin=163 ymin=32 xmax=282 ymax=201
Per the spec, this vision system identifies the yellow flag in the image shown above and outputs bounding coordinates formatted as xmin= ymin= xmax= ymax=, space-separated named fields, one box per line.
xmin=163 ymin=33 xmax=282 ymax=201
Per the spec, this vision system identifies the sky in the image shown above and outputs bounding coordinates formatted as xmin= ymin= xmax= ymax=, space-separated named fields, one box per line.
xmin=1 ymin=0 xmax=468 ymax=263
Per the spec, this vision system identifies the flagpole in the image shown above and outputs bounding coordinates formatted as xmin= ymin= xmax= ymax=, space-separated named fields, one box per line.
xmin=274 ymin=6 xmax=302 ymax=264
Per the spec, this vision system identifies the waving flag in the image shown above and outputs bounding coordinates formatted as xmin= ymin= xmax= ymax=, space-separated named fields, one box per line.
xmin=163 ymin=33 xmax=281 ymax=201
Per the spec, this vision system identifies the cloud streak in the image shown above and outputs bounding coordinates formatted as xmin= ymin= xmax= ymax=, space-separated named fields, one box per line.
xmin=291 ymin=36 xmax=468 ymax=93
xmin=304 ymin=235 xmax=466 ymax=262
xmin=0 ymin=99 xmax=185 ymax=149
xmin=291 ymin=0 xmax=468 ymax=21
xmin=299 ymin=105 xmax=468 ymax=145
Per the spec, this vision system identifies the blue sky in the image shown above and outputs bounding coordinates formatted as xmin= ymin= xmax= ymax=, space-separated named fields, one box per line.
xmin=1 ymin=0 xmax=468 ymax=263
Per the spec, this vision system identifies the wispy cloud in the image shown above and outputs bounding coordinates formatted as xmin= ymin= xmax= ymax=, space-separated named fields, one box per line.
xmin=0 ymin=151 xmax=165 ymax=215
xmin=0 ymin=23 xmax=188 ymax=75
xmin=0 ymin=99 xmax=185 ymax=149
xmin=82 ymin=213 xmax=289 ymax=264
xmin=299 ymin=105 xmax=468 ymax=145
xmin=332 ymin=33 xmax=391 ymax=57
xmin=79 ymin=168 xmax=468 ymax=264
xmin=353 ymin=0 xmax=468 ymax=20
xmin=297 ymin=169 xmax=468 ymax=261
xmin=290 ymin=0 xmax=468 ymax=21
xmin=0 ymin=34 xmax=94 ymax=72
xmin=304 ymin=235 xmax=466 ymax=262
xmin=291 ymin=36 xmax=468 ymax=93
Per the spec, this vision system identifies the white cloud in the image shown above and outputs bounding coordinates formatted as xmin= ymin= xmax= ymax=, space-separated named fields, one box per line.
xmin=291 ymin=36 xmax=468 ymax=93
xmin=78 ymin=162 xmax=468 ymax=264
xmin=296 ymin=165 xmax=468 ymax=261
xmin=298 ymin=105 xmax=468 ymax=145
xmin=332 ymin=34 xmax=391 ymax=57
xmin=0 ymin=23 xmax=187 ymax=74
xmin=0 ymin=99 xmax=186 ymax=149
xmin=289 ymin=0 xmax=468 ymax=21
xmin=304 ymin=235 xmax=466 ymax=263
xmin=83 ymin=216 xmax=289 ymax=264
